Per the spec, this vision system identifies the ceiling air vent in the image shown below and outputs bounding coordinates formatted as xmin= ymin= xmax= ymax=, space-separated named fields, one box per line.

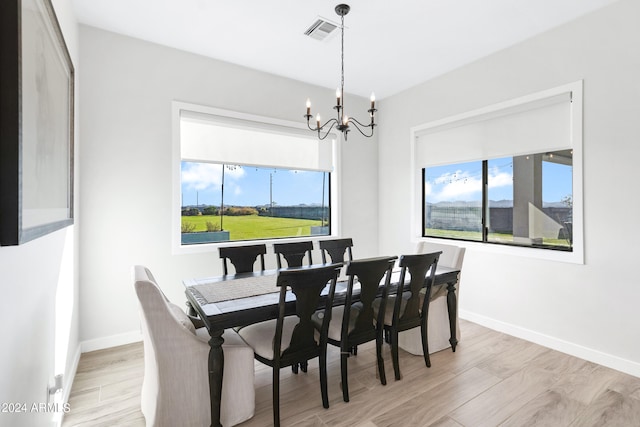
xmin=304 ymin=18 xmax=338 ymax=41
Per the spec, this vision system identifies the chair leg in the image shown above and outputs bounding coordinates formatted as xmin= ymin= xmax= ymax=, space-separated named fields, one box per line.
xmin=273 ymin=367 xmax=280 ymax=427
xmin=319 ymin=351 xmax=329 ymax=408
xmin=351 ymin=345 xmax=358 ymax=356
xmin=292 ymin=363 xmax=299 ymax=374
xmin=376 ymin=334 xmax=387 ymax=386
xmin=301 ymin=360 xmax=308 ymax=373
xmin=341 ymin=351 xmax=350 ymax=402
xmin=421 ymin=320 xmax=431 ymax=368
xmin=390 ymin=328 xmax=401 ymax=380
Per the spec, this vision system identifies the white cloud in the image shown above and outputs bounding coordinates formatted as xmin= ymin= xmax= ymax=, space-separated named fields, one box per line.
xmin=424 ymin=181 xmax=433 ymax=197
xmin=182 ymin=163 xmax=222 ymax=191
xmin=181 ymin=163 xmax=245 ymax=191
xmin=488 ymin=169 xmax=512 ymax=189
xmin=430 ymin=169 xmax=482 ymax=202
xmin=427 ymin=166 xmax=513 ymax=202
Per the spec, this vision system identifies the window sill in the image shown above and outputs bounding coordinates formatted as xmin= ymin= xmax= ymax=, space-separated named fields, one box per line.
xmin=418 ymin=236 xmax=584 ymax=265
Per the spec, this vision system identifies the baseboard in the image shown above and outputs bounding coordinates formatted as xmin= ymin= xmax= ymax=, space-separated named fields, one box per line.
xmin=460 ymin=309 xmax=640 ymax=378
xmin=80 ymin=330 xmax=142 ymax=353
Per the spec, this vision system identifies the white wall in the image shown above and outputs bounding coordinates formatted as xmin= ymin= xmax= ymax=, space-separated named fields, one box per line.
xmin=77 ymin=26 xmax=379 ymax=346
xmin=0 ymin=0 xmax=80 ymax=426
xmin=378 ymin=0 xmax=640 ymax=376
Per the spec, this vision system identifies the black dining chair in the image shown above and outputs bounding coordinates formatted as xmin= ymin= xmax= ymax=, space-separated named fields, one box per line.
xmin=319 ymin=238 xmax=353 ymax=264
xmin=274 ymin=241 xmax=316 ymax=373
xmin=273 ymin=241 xmax=314 ymax=269
xmin=190 ymin=245 xmax=268 ymax=317
xmin=373 ymin=252 xmax=441 ymax=380
xmin=238 ymin=263 xmax=342 ymax=427
xmin=313 ymin=256 xmax=397 ymax=402
xmin=219 ymin=244 xmax=267 ymax=275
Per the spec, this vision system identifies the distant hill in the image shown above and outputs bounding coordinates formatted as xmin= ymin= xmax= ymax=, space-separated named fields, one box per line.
xmin=427 ymin=200 xmax=569 ymax=208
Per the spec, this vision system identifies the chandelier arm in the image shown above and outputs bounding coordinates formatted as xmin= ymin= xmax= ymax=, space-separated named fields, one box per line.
xmin=319 ymin=118 xmax=339 ymax=131
xmin=306 ymin=117 xmax=338 ymax=131
xmin=306 ymin=119 xmax=317 ymax=132
xmin=348 ymin=118 xmax=375 ymax=138
xmin=317 ymin=120 xmax=338 ymax=140
xmin=349 ymin=117 xmax=374 ymax=128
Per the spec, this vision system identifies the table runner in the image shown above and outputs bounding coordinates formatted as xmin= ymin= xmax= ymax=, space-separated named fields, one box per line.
xmin=190 ymin=269 xmax=407 ymax=305
xmin=191 ymin=274 xmax=279 ymax=304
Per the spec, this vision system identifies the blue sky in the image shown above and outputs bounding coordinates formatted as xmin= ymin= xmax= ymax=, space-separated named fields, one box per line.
xmin=181 ymin=162 xmax=330 ymax=207
xmin=424 ymin=157 xmax=572 ymax=203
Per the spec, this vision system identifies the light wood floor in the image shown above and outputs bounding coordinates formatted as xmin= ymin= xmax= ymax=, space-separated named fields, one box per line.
xmin=62 ymin=319 xmax=640 ymax=426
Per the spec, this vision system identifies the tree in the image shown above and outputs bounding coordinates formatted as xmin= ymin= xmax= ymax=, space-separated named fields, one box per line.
xmin=182 ymin=207 xmax=201 ymax=216
xmin=203 ymin=206 xmax=218 ymax=216
xmin=561 ymin=195 xmax=573 ymax=208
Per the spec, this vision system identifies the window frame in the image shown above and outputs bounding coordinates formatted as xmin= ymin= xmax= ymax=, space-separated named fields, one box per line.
xmin=410 ymin=81 xmax=583 ymax=264
xmin=172 ymin=102 xmax=341 ymax=254
xmin=422 ymin=153 xmax=574 ymax=251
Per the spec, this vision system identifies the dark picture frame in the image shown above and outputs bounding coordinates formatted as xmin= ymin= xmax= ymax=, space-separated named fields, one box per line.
xmin=0 ymin=0 xmax=74 ymax=246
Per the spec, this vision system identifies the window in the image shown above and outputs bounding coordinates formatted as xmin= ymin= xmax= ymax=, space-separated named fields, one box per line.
xmin=412 ymin=81 xmax=583 ymax=263
xmin=423 ymin=160 xmax=483 ymax=241
xmin=423 ymin=149 xmax=573 ymax=250
xmin=181 ymin=163 xmax=330 ymax=243
xmin=173 ymin=103 xmax=338 ymax=249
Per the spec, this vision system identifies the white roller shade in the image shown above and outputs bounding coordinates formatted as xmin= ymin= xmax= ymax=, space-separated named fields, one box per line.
xmin=180 ymin=110 xmax=333 ymax=172
xmin=416 ymin=92 xmax=572 ymax=166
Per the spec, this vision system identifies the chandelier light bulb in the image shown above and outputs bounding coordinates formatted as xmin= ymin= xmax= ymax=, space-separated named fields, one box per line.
xmin=306 ymin=98 xmax=311 ymax=115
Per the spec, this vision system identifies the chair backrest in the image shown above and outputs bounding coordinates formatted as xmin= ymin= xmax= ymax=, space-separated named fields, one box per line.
xmin=416 ymin=241 xmax=465 ymax=270
xmin=219 ymin=244 xmax=267 ymax=275
xmin=273 ymin=241 xmax=314 ymax=269
xmin=133 ymin=265 xmax=209 ymax=426
xmin=133 ymin=265 xmax=201 ymax=349
xmin=319 ymin=238 xmax=353 ymax=264
xmin=393 ymin=252 xmax=441 ymax=329
xmin=342 ymin=256 xmax=397 ymax=345
xmin=273 ymin=264 xmax=342 ymax=366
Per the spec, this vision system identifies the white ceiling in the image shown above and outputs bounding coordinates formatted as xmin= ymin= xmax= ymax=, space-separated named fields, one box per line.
xmin=71 ymin=0 xmax=618 ymax=99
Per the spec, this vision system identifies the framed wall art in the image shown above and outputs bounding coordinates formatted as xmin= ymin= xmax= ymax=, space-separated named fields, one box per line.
xmin=0 ymin=0 xmax=74 ymax=246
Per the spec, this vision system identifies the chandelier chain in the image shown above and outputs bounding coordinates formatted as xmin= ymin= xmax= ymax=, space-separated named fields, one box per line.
xmin=340 ymin=12 xmax=345 ymax=121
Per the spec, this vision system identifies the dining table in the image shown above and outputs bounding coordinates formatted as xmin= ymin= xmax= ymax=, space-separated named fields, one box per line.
xmin=184 ymin=262 xmax=461 ymax=427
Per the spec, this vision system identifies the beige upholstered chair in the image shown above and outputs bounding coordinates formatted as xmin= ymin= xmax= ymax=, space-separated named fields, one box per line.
xmin=133 ymin=265 xmax=255 ymax=427
xmin=397 ymin=242 xmax=465 ymax=355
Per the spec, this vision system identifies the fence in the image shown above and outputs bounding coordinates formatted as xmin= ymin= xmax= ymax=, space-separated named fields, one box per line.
xmin=425 ymin=205 xmax=572 ymax=234
xmin=257 ymin=206 xmax=329 ymax=221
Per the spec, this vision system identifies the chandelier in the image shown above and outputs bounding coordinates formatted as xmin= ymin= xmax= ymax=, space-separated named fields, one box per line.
xmin=304 ymin=4 xmax=376 ymax=141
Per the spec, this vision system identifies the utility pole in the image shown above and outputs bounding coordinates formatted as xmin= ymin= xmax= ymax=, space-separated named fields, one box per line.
xmin=269 ymin=172 xmax=273 ymax=217
xmin=220 ymin=166 xmax=225 ymax=230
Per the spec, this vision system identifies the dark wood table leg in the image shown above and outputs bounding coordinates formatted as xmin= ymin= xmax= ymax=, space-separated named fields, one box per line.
xmin=446 ymin=279 xmax=458 ymax=352
xmin=208 ymin=329 xmax=224 ymax=427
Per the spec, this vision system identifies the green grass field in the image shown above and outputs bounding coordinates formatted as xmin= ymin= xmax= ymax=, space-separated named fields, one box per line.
xmin=182 ymin=215 xmax=322 ymax=240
